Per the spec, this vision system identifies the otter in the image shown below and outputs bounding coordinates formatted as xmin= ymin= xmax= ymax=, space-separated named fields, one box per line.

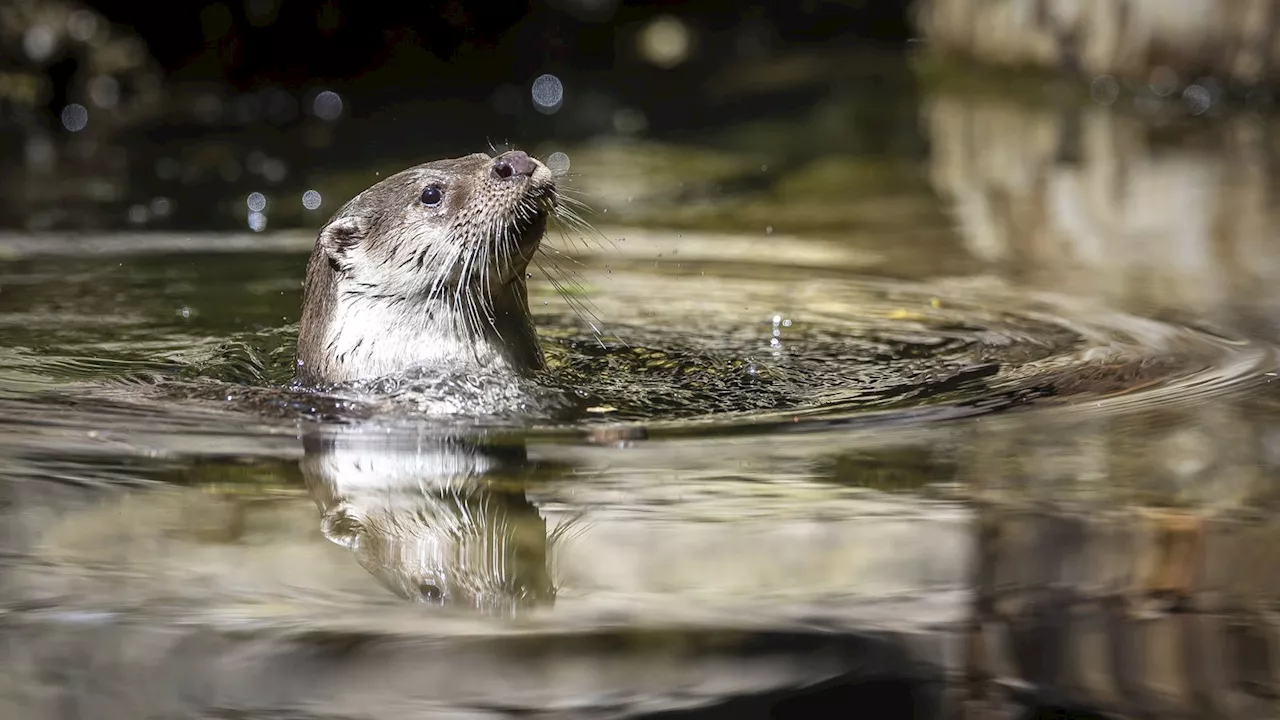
xmin=295 ymin=150 xmax=557 ymax=386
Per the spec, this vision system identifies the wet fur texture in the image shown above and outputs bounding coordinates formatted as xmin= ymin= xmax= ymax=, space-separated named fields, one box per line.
xmin=296 ymin=152 xmax=556 ymax=385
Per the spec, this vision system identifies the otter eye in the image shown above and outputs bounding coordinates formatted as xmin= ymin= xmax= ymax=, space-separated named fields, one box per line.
xmin=420 ymin=583 xmax=443 ymax=601
xmin=420 ymin=186 xmax=443 ymax=207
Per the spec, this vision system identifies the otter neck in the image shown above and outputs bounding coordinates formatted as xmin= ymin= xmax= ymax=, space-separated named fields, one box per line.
xmin=297 ymin=266 xmax=543 ymax=385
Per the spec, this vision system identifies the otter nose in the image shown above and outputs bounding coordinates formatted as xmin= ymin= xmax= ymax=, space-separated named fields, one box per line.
xmin=491 ymin=151 xmax=537 ymax=181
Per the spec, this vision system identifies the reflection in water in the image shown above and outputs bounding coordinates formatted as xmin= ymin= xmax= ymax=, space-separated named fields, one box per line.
xmin=916 ymin=0 xmax=1278 ymax=93
xmin=925 ymin=92 xmax=1280 ymax=343
xmin=300 ymin=425 xmax=569 ymax=614
xmin=961 ymin=495 xmax=1280 ymax=718
xmin=920 ymin=89 xmax=1280 ymax=717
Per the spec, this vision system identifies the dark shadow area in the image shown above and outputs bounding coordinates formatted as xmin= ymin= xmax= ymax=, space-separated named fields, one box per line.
xmin=633 ymin=676 xmax=931 ymax=720
xmin=86 ymin=0 xmax=916 ymax=89
xmin=1021 ymin=706 xmax=1113 ymax=720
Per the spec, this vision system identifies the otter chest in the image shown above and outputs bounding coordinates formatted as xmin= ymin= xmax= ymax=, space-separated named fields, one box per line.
xmin=321 ymin=295 xmax=506 ymax=382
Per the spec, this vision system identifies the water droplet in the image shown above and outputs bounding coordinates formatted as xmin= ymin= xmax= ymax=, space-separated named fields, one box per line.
xmin=765 ymin=225 xmax=773 ymax=235
xmin=246 ymin=192 xmax=267 ymax=212
xmin=248 ymin=211 xmax=267 ymax=232
xmin=1183 ymin=84 xmax=1212 ymax=115
xmin=531 ymin=74 xmax=564 ymax=114
xmin=546 ymin=151 xmax=571 ymax=174
xmin=1090 ymin=75 xmax=1120 ymax=106
xmin=60 ymin=104 xmax=88 ymax=132
xmin=312 ymin=90 xmax=344 ymax=121
xmin=302 ymin=189 xmax=322 ymax=210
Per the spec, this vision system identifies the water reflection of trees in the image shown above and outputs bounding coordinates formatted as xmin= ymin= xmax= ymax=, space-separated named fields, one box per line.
xmin=300 ymin=425 xmax=575 ymax=615
xmin=946 ymin=394 xmax=1280 ymax=717
xmin=925 ymin=92 xmax=1280 ymax=344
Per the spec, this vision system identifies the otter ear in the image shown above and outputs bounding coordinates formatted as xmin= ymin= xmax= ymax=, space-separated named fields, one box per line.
xmin=319 ymin=216 xmax=367 ymax=271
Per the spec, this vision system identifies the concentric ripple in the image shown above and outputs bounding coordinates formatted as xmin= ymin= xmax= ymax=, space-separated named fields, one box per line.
xmin=523 ymin=266 xmax=1276 ymax=431
xmin=0 ymin=233 xmax=1273 ymax=443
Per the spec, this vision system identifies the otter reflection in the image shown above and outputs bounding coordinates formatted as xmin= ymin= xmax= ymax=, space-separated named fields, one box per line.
xmin=300 ymin=425 xmax=566 ymax=614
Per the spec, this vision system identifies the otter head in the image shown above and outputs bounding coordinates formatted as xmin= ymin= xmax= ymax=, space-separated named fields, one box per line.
xmin=296 ymin=150 xmax=557 ymax=386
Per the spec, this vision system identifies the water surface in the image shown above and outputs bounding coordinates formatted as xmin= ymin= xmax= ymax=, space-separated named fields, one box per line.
xmin=4 ymin=84 xmax=1280 ymax=719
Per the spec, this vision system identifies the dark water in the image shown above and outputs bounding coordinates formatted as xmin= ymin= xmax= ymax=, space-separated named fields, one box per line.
xmin=5 ymin=58 xmax=1280 ymax=719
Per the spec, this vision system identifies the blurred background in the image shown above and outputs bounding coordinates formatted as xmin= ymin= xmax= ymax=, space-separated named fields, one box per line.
xmin=2 ymin=0 xmax=917 ymax=232
xmin=7 ymin=0 xmax=1280 ymax=344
